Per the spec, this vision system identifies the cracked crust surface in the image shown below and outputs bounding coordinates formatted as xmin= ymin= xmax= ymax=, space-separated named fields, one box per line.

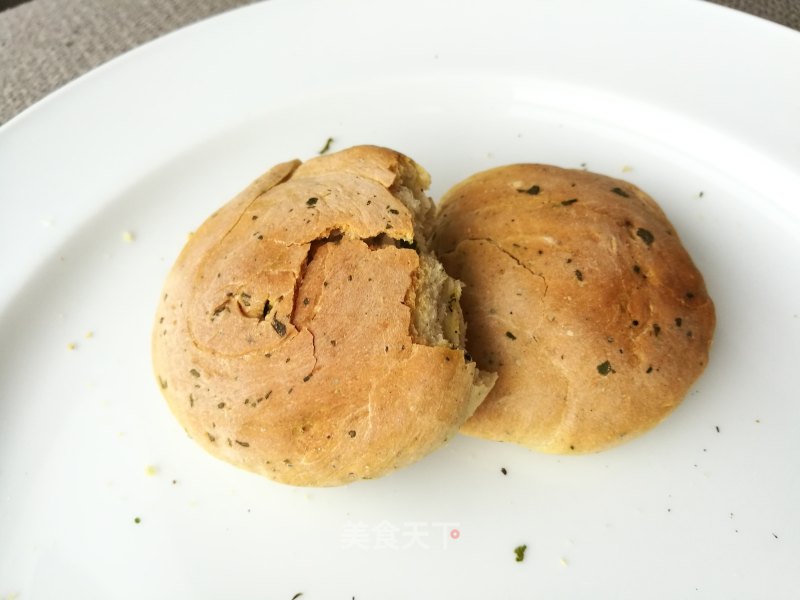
xmin=153 ymin=146 xmax=494 ymax=486
xmin=433 ymin=164 xmax=715 ymax=453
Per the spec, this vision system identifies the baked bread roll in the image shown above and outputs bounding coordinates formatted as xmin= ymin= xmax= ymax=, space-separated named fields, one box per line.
xmin=433 ymin=164 xmax=715 ymax=453
xmin=153 ymin=145 xmax=495 ymax=486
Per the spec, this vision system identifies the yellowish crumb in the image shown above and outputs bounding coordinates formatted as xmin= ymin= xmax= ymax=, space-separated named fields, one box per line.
xmin=187 ymin=231 xmax=194 ymax=241
xmin=145 ymin=465 xmax=158 ymax=476
xmin=560 ymin=557 xmax=568 ymax=566
xmin=621 ymin=165 xmax=633 ymax=172
xmin=67 ymin=342 xmax=77 ymax=351
xmin=121 ymin=230 xmax=135 ymax=243
xmin=85 ymin=331 xmax=94 ymax=339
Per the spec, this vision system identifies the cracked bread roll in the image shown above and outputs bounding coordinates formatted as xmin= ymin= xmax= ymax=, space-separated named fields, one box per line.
xmin=153 ymin=145 xmax=495 ymax=486
xmin=433 ymin=164 xmax=715 ymax=453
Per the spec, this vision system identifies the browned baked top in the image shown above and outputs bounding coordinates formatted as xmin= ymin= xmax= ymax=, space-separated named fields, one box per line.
xmin=434 ymin=164 xmax=715 ymax=453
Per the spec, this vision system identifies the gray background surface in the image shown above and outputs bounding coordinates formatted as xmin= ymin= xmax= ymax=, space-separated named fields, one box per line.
xmin=1 ymin=0 xmax=798 ymax=126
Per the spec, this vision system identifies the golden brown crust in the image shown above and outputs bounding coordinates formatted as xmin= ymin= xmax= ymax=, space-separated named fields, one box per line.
xmin=433 ymin=164 xmax=715 ymax=453
xmin=152 ymin=146 xmax=491 ymax=486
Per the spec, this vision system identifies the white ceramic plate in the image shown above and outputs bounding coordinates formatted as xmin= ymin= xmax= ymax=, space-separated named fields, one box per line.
xmin=1 ymin=0 xmax=799 ymax=597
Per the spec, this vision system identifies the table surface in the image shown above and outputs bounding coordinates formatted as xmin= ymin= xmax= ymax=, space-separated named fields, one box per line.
xmin=0 ymin=0 xmax=799 ymax=125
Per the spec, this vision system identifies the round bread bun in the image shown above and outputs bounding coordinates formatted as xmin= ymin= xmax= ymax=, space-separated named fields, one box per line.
xmin=433 ymin=164 xmax=715 ymax=453
xmin=153 ymin=145 xmax=495 ymax=486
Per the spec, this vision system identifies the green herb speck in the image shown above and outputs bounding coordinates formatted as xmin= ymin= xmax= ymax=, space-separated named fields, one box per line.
xmin=518 ymin=185 xmax=540 ymax=195
xmin=611 ymin=187 xmax=630 ymax=197
xmin=272 ymin=317 xmax=287 ymax=337
xmin=505 ymin=331 xmax=517 ymax=340
xmin=514 ymin=544 xmax=527 ymax=562
xmin=597 ymin=360 xmax=613 ymax=376
xmin=318 ymin=137 xmax=333 ymax=155
xmin=636 ymin=228 xmax=655 ymax=245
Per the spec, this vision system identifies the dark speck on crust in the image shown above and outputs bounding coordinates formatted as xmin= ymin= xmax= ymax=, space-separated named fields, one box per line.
xmin=518 ymin=184 xmax=540 ymax=195
xmin=611 ymin=187 xmax=630 ymax=198
xmin=636 ymin=228 xmax=655 ymax=246
xmin=272 ymin=317 xmax=287 ymax=337
xmin=597 ymin=360 xmax=613 ymax=375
